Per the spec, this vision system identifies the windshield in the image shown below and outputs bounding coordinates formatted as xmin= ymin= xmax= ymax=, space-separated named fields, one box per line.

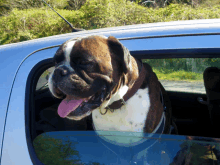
xmin=33 ymin=131 xmax=220 ymax=165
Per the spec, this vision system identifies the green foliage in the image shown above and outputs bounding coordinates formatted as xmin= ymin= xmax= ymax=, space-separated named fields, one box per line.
xmin=0 ymin=0 xmax=69 ymax=16
xmin=0 ymin=0 xmax=11 ymax=16
xmin=154 ymin=69 xmax=203 ymax=81
xmin=143 ymin=58 xmax=220 ymax=81
xmin=143 ymin=58 xmax=220 ymax=73
xmin=33 ymin=133 xmax=106 ymax=165
xmin=78 ymin=0 xmax=149 ymax=29
xmin=33 ymin=133 xmax=81 ymax=165
xmin=0 ymin=8 xmax=84 ymax=44
xmin=1 ymin=1 xmax=220 ymax=45
xmin=64 ymin=0 xmax=86 ymax=10
xmin=170 ymin=140 xmax=218 ymax=164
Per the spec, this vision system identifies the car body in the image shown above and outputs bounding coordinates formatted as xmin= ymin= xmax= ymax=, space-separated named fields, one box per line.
xmin=1 ymin=18 xmax=220 ymax=164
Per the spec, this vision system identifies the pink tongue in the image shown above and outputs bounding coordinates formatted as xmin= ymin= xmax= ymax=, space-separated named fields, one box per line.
xmin=58 ymin=99 xmax=83 ymax=118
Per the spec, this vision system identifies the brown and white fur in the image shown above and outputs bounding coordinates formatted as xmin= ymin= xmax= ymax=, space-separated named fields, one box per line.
xmin=48 ymin=35 xmax=170 ymax=145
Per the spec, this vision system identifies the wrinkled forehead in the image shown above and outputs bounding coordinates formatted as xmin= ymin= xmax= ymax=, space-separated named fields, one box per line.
xmin=54 ymin=35 xmax=110 ymax=63
xmin=64 ymin=35 xmax=108 ymax=48
xmin=69 ymin=36 xmax=110 ymax=58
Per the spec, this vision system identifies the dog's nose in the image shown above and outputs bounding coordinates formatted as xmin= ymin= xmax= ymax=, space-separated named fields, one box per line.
xmin=54 ymin=66 xmax=69 ymax=77
xmin=60 ymin=69 xmax=68 ymax=76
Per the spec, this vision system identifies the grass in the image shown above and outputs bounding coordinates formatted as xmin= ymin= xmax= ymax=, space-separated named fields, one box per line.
xmin=153 ymin=69 xmax=203 ymax=82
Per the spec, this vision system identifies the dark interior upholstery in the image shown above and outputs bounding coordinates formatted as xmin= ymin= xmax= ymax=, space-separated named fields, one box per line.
xmin=203 ymin=67 xmax=220 ymax=138
xmin=34 ymin=89 xmax=90 ymax=137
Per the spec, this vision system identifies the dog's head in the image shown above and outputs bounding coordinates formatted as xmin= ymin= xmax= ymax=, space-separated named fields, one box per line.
xmin=48 ymin=35 xmax=134 ymax=120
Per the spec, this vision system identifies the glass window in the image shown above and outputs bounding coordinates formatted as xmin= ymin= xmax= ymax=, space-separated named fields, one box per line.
xmin=33 ymin=131 xmax=220 ymax=165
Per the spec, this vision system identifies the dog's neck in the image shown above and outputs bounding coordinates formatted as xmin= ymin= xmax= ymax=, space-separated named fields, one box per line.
xmin=92 ymin=84 xmax=166 ymax=145
xmin=124 ymin=56 xmax=142 ymax=88
xmin=92 ymin=57 xmax=149 ymax=136
xmin=91 ymin=57 xmax=165 ymax=145
xmin=99 ymin=57 xmax=142 ymax=111
xmin=92 ymin=86 xmax=151 ymax=132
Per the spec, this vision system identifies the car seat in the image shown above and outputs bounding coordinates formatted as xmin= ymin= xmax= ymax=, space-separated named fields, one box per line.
xmin=159 ymin=82 xmax=178 ymax=135
xmin=203 ymin=67 xmax=220 ymax=138
xmin=36 ymin=103 xmax=88 ymax=134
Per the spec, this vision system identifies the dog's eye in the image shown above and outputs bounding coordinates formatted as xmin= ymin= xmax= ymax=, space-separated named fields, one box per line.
xmin=78 ymin=61 xmax=92 ymax=66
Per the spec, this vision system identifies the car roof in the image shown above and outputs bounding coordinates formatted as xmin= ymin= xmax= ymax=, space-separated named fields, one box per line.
xmin=1 ymin=18 xmax=220 ymax=50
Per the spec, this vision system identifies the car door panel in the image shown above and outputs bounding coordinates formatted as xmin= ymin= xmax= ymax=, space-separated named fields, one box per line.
xmin=167 ymin=91 xmax=211 ymax=137
xmin=1 ymin=47 xmax=57 ymax=165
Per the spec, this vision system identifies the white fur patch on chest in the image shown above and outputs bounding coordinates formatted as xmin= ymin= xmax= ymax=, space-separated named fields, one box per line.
xmin=92 ymin=87 xmax=150 ymax=134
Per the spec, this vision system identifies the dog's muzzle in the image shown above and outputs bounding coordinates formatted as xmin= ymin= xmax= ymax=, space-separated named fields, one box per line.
xmin=49 ymin=65 xmax=109 ymax=120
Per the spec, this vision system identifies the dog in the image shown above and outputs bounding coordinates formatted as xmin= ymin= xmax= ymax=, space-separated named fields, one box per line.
xmin=48 ymin=35 xmax=172 ymax=163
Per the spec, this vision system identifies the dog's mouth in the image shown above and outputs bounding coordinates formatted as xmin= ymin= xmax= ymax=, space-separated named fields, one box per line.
xmin=58 ymin=96 xmax=89 ymax=118
xmin=58 ymin=87 xmax=106 ymax=120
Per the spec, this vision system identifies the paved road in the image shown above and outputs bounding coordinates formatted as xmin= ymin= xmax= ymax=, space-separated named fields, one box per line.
xmin=160 ymin=80 xmax=206 ymax=94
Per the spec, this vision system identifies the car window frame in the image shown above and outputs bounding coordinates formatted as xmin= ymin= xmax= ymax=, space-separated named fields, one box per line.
xmin=0 ymin=46 xmax=60 ymax=165
xmin=28 ymin=52 xmax=220 ymax=164
xmin=26 ymin=59 xmax=55 ymax=165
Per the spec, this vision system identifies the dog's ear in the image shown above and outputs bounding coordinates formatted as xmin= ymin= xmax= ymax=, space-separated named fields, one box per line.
xmin=107 ymin=36 xmax=130 ymax=74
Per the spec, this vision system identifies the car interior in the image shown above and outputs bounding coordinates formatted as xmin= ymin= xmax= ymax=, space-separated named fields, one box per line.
xmin=28 ymin=57 xmax=220 ymax=141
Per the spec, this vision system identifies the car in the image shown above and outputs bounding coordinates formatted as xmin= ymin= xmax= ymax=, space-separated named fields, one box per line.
xmin=1 ymin=18 xmax=220 ymax=165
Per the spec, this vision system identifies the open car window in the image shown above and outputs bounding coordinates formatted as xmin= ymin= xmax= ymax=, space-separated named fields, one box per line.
xmin=143 ymin=58 xmax=220 ymax=94
xmin=31 ymin=56 xmax=220 ymax=165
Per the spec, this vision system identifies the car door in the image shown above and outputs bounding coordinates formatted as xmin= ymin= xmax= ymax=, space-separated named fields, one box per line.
xmin=0 ymin=46 xmax=59 ymax=165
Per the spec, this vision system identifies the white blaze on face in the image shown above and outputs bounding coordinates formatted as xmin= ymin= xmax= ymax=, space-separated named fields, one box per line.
xmin=48 ymin=40 xmax=76 ymax=99
xmin=64 ymin=36 xmax=108 ymax=64
xmin=64 ymin=40 xmax=76 ymax=63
